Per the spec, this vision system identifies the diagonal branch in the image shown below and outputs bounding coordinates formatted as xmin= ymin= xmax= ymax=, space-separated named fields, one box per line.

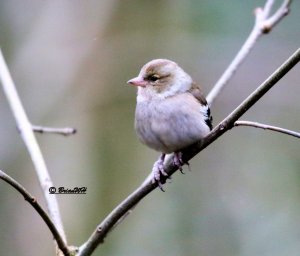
xmin=206 ymin=0 xmax=292 ymax=105
xmin=234 ymin=120 xmax=300 ymax=138
xmin=0 ymin=170 xmax=71 ymax=256
xmin=0 ymin=50 xmax=67 ymax=247
xmin=78 ymin=47 xmax=300 ymax=256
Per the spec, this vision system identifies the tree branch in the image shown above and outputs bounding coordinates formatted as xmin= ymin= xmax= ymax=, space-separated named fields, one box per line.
xmin=206 ymin=0 xmax=292 ymax=105
xmin=234 ymin=121 xmax=300 ymax=138
xmin=78 ymin=46 xmax=300 ymax=256
xmin=0 ymin=170 xmax=71 ymax=256
xmin=32 ymin=125 xmax=77 ymax=136
xmin=264 ymin=0 xmax=291 ymax=31
xmin=0 ymin=50 xmax=67 ymax=247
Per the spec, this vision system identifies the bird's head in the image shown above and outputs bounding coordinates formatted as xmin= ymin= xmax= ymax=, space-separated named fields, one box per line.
xmin=127 ymin=59 xmax=192 ymax=100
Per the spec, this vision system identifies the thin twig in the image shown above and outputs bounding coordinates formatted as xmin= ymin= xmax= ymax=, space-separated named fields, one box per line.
xmin=206 ymin=0 xmax=292 ymax=105
xmin=78 ymin=47 xmax=300 ymax=256
xmin=262 ymin=0 xmax=275 ymax=18
xmin=0 ymin=50 xmax=67 ymax=246
xmin=264 ymin=0 xmax=291 ymax=31
xmin=234 ymin=121 xmax=300 ymax=138
xmin=32 ymin=125 xmax=77 ymax=136
xmin=0 ymin=170 xmax=71 ymax=256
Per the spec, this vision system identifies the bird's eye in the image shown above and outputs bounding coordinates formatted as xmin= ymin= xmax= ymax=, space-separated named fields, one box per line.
xmin=148 ymin=74 xmax=159 ymax=82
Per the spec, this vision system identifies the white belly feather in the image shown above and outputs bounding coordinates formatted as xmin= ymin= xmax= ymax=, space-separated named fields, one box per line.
xmin=135 ymin=93 xmax=210 ymax=153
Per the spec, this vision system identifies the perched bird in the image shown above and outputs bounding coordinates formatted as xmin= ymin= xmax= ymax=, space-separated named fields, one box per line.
xmin=127 ymin=59 xmax=212 ymax=189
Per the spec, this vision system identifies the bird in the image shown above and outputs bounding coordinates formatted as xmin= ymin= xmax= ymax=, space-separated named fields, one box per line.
xmin=127 ymin=59 xmax=212 ymax=189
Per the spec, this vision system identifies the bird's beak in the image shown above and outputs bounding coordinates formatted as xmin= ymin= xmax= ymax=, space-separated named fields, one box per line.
xmin=127 ymin=76 xmax=147 ymax=87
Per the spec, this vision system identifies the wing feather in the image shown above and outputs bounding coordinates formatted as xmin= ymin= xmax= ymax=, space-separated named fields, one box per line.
xmin=188 ymin=82 xmax=213 ymax=130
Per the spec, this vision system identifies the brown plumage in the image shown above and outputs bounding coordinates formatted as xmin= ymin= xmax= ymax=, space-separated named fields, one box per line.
xmin=128 ymin=59 xmax=212 ymax=189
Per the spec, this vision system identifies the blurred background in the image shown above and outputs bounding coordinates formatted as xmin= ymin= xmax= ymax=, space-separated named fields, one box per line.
xmin=0 ymin=1 xmax=299 ymax=255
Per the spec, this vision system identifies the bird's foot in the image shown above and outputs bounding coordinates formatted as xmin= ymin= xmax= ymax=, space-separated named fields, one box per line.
xmin=172 ymin=152 xmax=184 ymax=173
xmin=152 ymin=154 xmax=168 ymax=191
xmin=172 ymin=152 xmax=189 ymax=174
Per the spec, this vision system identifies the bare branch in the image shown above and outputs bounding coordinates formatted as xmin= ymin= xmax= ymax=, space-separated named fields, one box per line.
xmin=78 ymin=47 xmax=300 ymax=256
xmin=0 ymin=50 xmax=67 ymax=245
xmin=262 ymin=0 xmax=275 ymax=18
xmin=0 ymin=170 xmax=71 ymax=256
xmin=234 ymin=120 xmax=300 ymax=138
xmin=206 ymin=0 xmax=292 ymax=105
xmin=32 ymin=125 xmax=77 ymax=136
xmin=264 ymin=0 xmax=291 ymax=32
xmin=78 ymin=182 xmax=153 ymax=255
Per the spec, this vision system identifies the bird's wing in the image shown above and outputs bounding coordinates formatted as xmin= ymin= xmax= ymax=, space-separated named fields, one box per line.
xmin=188 ymin=82 xmax=213 ymax=130
xmin=188 ymin=82 xmax=208 ymax=105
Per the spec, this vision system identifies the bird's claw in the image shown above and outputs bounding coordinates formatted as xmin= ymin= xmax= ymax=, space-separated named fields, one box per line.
xmin=172 ymin=152 xmax=185 ymax=173
xmin=151 ymin=152 xmax=190 ymax=191
xmin=152 ymin=155 xmax=168 ymax=191
xmin=172 ymin=152 xmax=191 ymax=173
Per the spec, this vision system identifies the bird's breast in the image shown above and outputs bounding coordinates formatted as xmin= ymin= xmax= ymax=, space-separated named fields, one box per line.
xmin=135 ymin=95 xmax=210 ymax=153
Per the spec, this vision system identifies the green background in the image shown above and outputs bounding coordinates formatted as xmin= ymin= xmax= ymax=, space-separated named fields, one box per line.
xmin=0 ymin=1 xmax=299 ymax=255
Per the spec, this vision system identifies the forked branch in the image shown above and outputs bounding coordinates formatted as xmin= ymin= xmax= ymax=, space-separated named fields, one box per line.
xmin=78 ymin=47 xmax=300 ymax=256
xmin=206 ymin=0 xmax=292 ymax=105
xmin=0 ymin=170 xmax=70 ymax=256
xmin=0 ymin=1 xmax=295 ymax=255
xmin=0 ymin=50 xmax=67 ymax=251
